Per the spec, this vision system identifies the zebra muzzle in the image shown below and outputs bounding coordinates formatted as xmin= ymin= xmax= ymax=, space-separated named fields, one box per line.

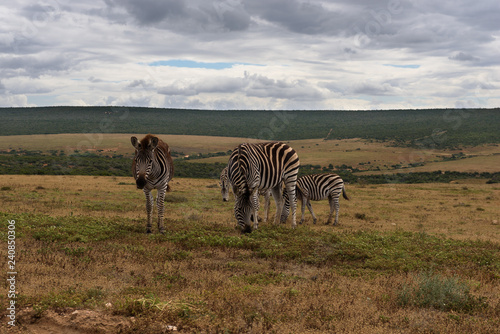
xmin=136 ymin=177 xmax=147 ymax=189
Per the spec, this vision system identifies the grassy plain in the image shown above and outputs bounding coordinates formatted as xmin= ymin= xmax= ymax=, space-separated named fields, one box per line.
xmin=1 ymin=175 xmax=499 ymax=333
xmin=1 ymin=134 xmax=499 ymax=173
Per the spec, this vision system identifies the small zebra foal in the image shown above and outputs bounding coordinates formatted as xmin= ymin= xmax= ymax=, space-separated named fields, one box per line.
xmin=282 ymin=173 xmax=349 ymax=226
xmin=131 ymin=134 xmax=174 ymax=234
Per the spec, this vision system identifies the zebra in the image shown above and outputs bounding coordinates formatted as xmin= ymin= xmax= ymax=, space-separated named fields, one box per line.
xmin=219 ymin=166 xmax=231 ymax=202
xmin=281 ymin=173 xmax=349 ymax=226
xmin=131 ymin=134 xmax=174 ymax=234
xmin=219 ymin=166 xmax=272 ymax=222
xmin=227 ymin=142 xmax=300 ymax=233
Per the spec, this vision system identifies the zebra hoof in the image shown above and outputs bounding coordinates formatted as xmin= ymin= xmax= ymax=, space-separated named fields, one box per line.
xmin=312 ymin=219 xmax=317 ymax=225
xmin=146 ymin=229 xmax=152 ymax=234
xmin=325 ymin=221 xmax=331 ymax=225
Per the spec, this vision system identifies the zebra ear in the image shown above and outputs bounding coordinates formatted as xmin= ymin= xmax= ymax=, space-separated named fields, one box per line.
xmin=149 ymin=136 xmax=159 ymax=150
xmin=131 ymin=137 xmax=140 ymax=149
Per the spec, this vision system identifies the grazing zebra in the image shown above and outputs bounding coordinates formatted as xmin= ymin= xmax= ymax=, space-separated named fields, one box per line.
xmin=282 ymin=173 xmax=349 ymax=226
xmin=227 ymin=142 xmax=300 ymax=233
xmin=219 ymin=166 xmax=231 ymax=202
xmin=131 ymin=134 xmax=174 ymax=234
xmin=219 ymin=166 xmax=272 ymax=222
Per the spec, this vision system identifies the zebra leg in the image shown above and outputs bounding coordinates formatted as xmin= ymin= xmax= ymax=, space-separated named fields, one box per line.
xmin=285 ymin=184 xmax=297 ymax=228
xmin=251 ymin=189 xmax=260 ymax=230
xmin=263 ymin=190 xmax=270 ymax=223
xmin=299 ymin=194 xmax=306 ymax=224
xmin=333 ymin=195 xmax=340 ymax=225
xmin=156 ymin=188 xmax=166 ymax=234
xmin=306 ymin=199 xmax=317 ymax=224
xmin=270 ymin=185 xmax=282 ymax=225
xmin=144 ymin=190 xmax=154 ymax=234
xmin=327 ymin=195 xmax=340 ymax=225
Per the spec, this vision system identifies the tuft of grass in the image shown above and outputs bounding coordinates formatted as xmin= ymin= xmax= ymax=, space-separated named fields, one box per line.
xmin=113 ymin=296 xmax=200 ymax=319
xmin=33 ymin=286 xmax=106 ymax=317
xmin=397 ymin=273 xmax=488 ymax=313
xmin=355 ymin=213 xmax=367 ymax=220
xmin=165 ymin=194 xmax=189 ymax=203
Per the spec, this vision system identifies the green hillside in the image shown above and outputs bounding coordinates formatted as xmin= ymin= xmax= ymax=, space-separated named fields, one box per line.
xmin=1 ymin=107 xmax=499 ymax=148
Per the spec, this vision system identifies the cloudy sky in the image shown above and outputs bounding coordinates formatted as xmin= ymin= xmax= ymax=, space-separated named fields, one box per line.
xmin=1 ymin=0 xmax=499 ymax=110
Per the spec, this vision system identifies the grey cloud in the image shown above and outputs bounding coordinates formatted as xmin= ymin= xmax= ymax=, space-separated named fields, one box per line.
xmin=20 ymin=3 xmax=62 ymax=22
xmin=128 ymin=80 xmax=147 ymax=88
xmin=120 ymin=0 xmax=186 ymax=25
xmin=102 ymin=0 xmax=250 ymax=32
xmin=244 ymin=73 xmax=324 ymax=100
xmin=158 ymin=77 xmax=246 ymax=96
xmin=449 ymin=52 xmax=480 ymax=62
xmin=7 ymin=84 xmax=52 ymax=95
xmin=0 ymin=54 xmax=77 ymax=78
xmin=244 ymin=0 xmax=352 ymax=35
xmin=88 ymin=76 xmax=103 ymax=83
xmin=158 ymin=72 xmax=324 ymax=101
xmin=351 ymin=81 xmax=401 ymax=96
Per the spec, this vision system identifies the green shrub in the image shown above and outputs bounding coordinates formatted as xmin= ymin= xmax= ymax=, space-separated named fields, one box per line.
xmin=397 ymin=273 xmax=487 ymax=313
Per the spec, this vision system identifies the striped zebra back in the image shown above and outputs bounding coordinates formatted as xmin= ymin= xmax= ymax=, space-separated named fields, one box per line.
xmin=227 ymin=142 xmax=300 ymax=195
xmin=297 ymin=173 xmax=345 ymax=201
xmin=281 ymin=173 xmax=348 ymax=224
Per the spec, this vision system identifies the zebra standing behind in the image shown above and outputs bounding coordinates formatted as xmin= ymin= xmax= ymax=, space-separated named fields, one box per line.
xmin=219 ymin=166 xmax=231 ymax=202
xmin=131 ymin=134 xmax=174 ymax=234
xmin=282 ymin=173 xmax=349 ymax=226
xmin=219 ymin=166 xmax=271 ymax=222
xmin=227 ymin=142 xmax=300 ymax=233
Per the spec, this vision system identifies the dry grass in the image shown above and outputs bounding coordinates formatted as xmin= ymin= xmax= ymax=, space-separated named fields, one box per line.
xmin=0 ymin=175 xmax=499 ymax=333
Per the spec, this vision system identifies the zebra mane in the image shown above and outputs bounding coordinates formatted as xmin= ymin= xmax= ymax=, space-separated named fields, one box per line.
xmin=236 ymin=144 xmax=248 ymax=191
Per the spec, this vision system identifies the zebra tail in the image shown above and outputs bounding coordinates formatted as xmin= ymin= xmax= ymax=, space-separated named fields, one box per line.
xmin=342 ymin=186 xmax=350 ymax=200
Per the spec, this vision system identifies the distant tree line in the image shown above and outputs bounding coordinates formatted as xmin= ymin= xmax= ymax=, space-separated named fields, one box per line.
xmin=1 ymin=107 xmax=499 ymax=149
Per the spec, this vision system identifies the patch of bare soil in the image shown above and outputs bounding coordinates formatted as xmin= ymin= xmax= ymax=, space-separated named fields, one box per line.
xmin=11 ymin=308 xmax=132 ymax=334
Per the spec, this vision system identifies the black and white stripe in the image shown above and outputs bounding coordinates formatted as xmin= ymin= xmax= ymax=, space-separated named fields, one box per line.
xmin=219 ymin=166 xmax=231 ymax=202
xmin=282 ymin=173 xmax=349 ymax=225
xmin=219 ymin=166 xmax=271 ymax=222
xmin=227 ymin=142 xmax=300 ymax=233
xmin=131 ymin=134 xmax=174 ymax=234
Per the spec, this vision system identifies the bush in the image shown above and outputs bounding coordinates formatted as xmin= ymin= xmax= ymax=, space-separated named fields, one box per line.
xmin=397 ymin=273 xmax=487 ymax=313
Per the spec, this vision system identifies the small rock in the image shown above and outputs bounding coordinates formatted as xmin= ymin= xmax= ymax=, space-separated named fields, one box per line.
xmin=391 ymin=223 xmax=396 ymax=226
xmin=70 ymin=310 xmax=79 ymax=320
xmin=493 ymin=220 xmax=499 ymax=225
xmin=166 ymin=325 xmax=178 ymax=331
xmin=105 ymin=302 xmax=113 ymax=308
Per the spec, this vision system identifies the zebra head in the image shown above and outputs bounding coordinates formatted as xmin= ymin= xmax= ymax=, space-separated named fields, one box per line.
xmin=131 ymin=135 xmax=158 ymax=189
xmin=219 ymin=168 xmax=230 ymax=202
xmin=227 ymin=144 xmax=260 ymax=233
xmin=233 ymin=187 xmax=257 ymax=233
